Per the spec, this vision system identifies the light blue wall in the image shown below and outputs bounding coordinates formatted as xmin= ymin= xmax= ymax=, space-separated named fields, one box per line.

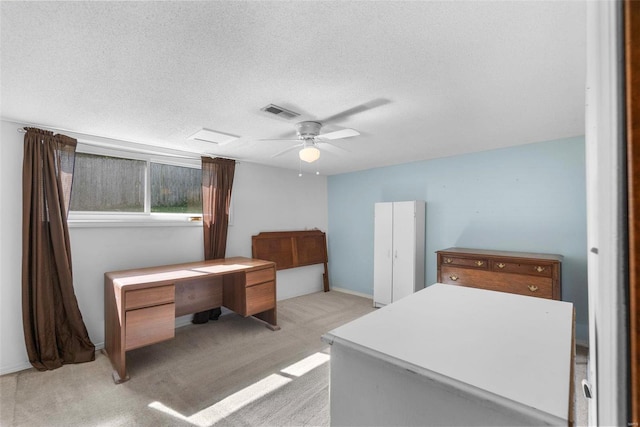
xmin=327 ymin=136 xmax=588 ymax=342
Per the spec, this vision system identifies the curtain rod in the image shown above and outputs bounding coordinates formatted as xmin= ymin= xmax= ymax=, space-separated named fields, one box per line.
xmin=16 ymin=127 xmax=240 ymax=163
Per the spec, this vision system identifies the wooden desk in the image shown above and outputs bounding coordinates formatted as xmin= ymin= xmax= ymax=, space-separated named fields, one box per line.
xmin=323 ymin=284 xmax=575 ymax=426
xmin=104 ymin=257 xmax=278 ymax=383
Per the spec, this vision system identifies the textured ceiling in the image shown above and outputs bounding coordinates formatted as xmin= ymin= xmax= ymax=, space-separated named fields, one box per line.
xmin=0 ymin=1 xmax=586 ymax=175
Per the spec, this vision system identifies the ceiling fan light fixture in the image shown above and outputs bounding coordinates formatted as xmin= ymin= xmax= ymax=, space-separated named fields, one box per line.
xmin=299 ymin=146 xmax=320 ymax=163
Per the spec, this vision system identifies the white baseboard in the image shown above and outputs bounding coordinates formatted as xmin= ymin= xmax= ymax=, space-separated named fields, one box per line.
xmin=0 ymin=341 xmax=106 ymax=376
xmin=0 ymin=362 xmax=32 ymax=376
xmin=175 ymin=314 xmax=194 ymax=329
xmin=331 ymin=286 xmax=373 ymax=300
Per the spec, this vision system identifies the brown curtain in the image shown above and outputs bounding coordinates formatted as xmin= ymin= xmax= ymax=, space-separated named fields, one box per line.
xmin=202 ymin=157 xmax=236 ymax=260
xmin=22 ymin=127 xmax=95 ymax=370
xmin=192 ymin=157 xmax=236 ymax=324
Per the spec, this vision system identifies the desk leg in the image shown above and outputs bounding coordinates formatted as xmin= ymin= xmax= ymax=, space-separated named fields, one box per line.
xmin=254 ymin=308 xmax=280 ymax=331
xmin=101 ymin=348 xmax=129 ymax=384
xmin=112 ymin=366 xmax=130 ymax=384
xmin=104 ymin=279 xmax=130 ymax=384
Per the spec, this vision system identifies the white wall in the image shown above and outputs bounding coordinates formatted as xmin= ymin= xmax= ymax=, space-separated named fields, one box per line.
xmin=0 ymin=119 xmax=328 ymax=375
xmin=0 ymin=121 xmax=28 ymax=374
xmin=328 ymin=137 xmax=589 ymax=344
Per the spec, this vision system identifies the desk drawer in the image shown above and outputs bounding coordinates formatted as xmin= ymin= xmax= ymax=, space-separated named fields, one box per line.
xmin=125 ymin=303 xmax=175 ymax=350
xmin=125 ymin=285 xmax=174 ymax=310
xmin=245 ymin=281 xmax=275 ymax=316
xmin=246 ymin=268 xmax=275 ymax=287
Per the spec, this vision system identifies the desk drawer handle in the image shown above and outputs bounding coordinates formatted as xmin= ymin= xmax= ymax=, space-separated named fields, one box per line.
xmin=474 ymin=260 xmax=484 ymax=267
xmin=449 ymin=275 xmax=459 ymax=281
xmin=496 ymin=263 xmax=506 ymax=269
xmin=528 ymin=285 xmax=539 ymax=292
xmin=444 ymin=257 xmax=453 ymax=264
xmin=534 ymin=266 xmax=546 ymax=273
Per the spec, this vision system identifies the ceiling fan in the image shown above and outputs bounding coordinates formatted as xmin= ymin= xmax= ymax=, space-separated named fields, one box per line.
xmin=260 ymin=99 xmax=390 ymax=164
xmin=268 ymin=121 xmax=360 ymax=163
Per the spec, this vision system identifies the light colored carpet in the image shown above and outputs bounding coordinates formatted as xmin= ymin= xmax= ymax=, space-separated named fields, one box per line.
xmin=1 ymin=290 xmax=589 ymax=426
xmin=0 ymin=291 xmax=375 ymax=427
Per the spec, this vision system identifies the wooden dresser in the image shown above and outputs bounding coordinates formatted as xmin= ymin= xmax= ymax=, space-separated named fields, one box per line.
xmin=436 ymin=248 xmax=563 ymax=300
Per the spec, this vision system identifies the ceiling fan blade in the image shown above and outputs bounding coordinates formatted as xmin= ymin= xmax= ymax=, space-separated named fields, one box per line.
xmin=271 ymin=143 xmax=303 ymax=158
xmin=319 ymin=141 xmax=351 ymax=154
xmin=320 ymin=98 xmax=391 ymax=124
xmin=317 ymin=128 xmax=360 ymax=140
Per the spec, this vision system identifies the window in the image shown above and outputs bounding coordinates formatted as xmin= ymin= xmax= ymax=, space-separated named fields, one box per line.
xmin=71 ymin=153 xmax=146 ymax=212
xmin=150 ymin=162 xmax=202 ymax=213
xmin=69 ymin=149 xmax=203 ymax=225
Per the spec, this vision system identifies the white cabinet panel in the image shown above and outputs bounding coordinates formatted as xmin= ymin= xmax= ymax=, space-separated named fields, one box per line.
xmin=392 ymin=201 xmax=417 ymax=301
xmin=373 ymin=203 xmax=393 ymax=306
xmin=373 ymin=201 xmax=425 ymax=307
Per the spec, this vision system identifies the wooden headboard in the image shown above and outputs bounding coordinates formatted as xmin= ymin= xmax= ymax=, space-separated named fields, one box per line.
xmin=251 ymin=230 xmax=329 ymax=292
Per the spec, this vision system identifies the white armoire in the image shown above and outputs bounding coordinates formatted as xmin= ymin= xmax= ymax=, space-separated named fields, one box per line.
xmin=373 ymin=201 xmax=425 ymax=307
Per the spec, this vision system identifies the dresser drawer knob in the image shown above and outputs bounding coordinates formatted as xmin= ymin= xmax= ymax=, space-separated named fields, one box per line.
xmin=449 ymin=275 xmax=459 ymax=281
xmin=496 ymin=263 xmax=506 ymax=269
xmin=528 ymin=285 xmax=539 ymax=292
xmin=444 ymin=258 xmax=453 ymax=264
xmin=474 ymin=260 xmax=484 ymax=267
xmin=534 ymin=266 xmax=546 ymax=273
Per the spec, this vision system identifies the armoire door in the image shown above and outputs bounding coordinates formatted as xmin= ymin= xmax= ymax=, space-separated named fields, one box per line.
xmin=373 ymin=203 xmax=393 ymax=306
xmin=392 ymin=201 xmax=416 ymax=301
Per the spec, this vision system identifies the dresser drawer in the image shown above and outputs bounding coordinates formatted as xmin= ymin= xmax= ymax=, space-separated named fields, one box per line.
xmin=490 ymin=260 xmax=554 ymax=278
xmin=440 ymin=266 xmax=554 ymax=299
xmin=245 ymin=281 xmax=275 ymax=316
xmin=441 ymin=255 xmax=488 ymax=269
xmin=499 ymin=280 xmax=553 ymax=298
xmin=125 ymin=303 xmax=175 ymax=350
xmin=246 ymin=267 xmax=275 ymax=287
xmin=125 ymin=285 xmax=175 ymax=310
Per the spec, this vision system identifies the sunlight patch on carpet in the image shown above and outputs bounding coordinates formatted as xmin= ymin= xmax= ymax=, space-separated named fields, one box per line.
xmin=280 ymin=352 xmax=330 ymax=377
xmin=148 ymin=352 xmax=331 ymax=426
xmin=150 ymin=374 xmax=291 ymax=426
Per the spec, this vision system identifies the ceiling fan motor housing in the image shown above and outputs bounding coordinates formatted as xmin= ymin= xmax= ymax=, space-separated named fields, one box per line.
xmin=296 ymin=121 xmax=322 ymax=139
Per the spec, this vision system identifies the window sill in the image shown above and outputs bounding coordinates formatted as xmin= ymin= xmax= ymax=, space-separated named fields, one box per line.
xmin=67 ymin=214 xmax=203 ymax=228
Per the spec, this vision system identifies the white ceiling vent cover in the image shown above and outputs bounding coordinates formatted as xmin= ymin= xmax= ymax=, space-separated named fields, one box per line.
xmin=188 ymin=128 xmax=239 ymax=145
xmin=261 ymin=104 xmax=300 ymax=120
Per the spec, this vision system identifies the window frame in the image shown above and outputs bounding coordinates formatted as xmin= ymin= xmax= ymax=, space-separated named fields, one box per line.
xmin=68 ymin=143 xmax=204 ymax=228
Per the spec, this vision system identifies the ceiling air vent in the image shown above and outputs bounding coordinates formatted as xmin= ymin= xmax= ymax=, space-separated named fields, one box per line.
xmin=261 ymin=104 xmax=300 ymax=120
